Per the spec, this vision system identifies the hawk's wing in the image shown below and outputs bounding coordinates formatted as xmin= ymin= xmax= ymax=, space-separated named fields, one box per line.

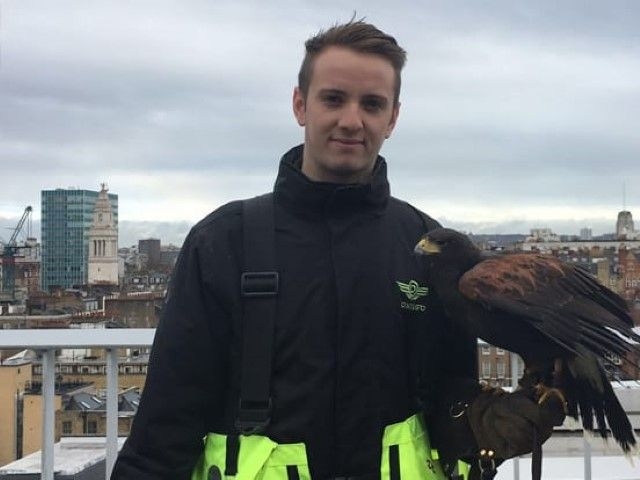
xmin=458 ymin=254 xmax=637 ymax=357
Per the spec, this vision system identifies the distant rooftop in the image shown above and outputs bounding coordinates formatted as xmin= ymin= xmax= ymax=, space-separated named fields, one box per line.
xmin=25 ymin=381 xmax=93 ymax=396
xmin=0 ymin=437 xmax=125 ymax=476
xmin=496 ymin=453 xmax=640 ymax=480
xmin=1 ymin=349 xmax=36 ymax=366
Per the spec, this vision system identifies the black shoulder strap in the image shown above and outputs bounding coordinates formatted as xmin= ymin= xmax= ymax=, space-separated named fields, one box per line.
xmin=236 ymin=193 xmax=279 ymax=434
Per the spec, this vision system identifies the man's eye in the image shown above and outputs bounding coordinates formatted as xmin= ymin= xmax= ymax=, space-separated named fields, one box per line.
xmin=363 ymin=99 xmax=384 ymax=112
xmin=322 ymin=95 xmax=343 ymax=106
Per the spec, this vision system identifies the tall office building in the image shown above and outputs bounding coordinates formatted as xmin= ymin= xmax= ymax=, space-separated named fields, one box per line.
xmin=41 ymin=187 xmax=118 ymax=291
xmin=138 ymin=238 xmax=161 ymax=269
xmin=579 ymin=227 xmax=593 ymax=241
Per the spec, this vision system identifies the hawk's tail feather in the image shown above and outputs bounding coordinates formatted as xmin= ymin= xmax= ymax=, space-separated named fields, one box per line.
xmin=565 ymin=351 xmax=637 ymax=452
xmin=602 ymin=367 xmax=637 ymax=453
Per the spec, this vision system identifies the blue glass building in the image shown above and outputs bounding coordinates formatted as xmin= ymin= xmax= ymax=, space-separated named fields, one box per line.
xmin=41 ymin=188 xmax=118 ymax=291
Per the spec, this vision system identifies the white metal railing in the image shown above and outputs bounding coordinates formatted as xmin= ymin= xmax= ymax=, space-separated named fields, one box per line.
xmin=505 ymin=353 xmax=599 ymax=480
xmin=0 ymin=331 xmax=629 ymax=480
xmin=0 ymin=328 xmax=155 ymax=480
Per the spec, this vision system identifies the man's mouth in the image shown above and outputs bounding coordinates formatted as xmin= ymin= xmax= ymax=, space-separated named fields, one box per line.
xmin=330 ymin=138 xmax=364 ymax=146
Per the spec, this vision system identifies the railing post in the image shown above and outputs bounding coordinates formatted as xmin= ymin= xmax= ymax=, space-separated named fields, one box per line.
xmin=511 ymin=457 xmax=520 ymax=480
xmin=105 ymin=348 xmax=119 ymax=479
xmin=510 ymin=352 xmax=520 ymax=480
xmin=583 ymin=435 xmax=592 ymax=480
xmin=41 ymin=348 xmax=55 ymax=480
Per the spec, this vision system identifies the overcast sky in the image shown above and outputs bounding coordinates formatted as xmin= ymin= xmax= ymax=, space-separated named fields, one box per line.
xmin=1 ymin=0 xmax=639 ymax=246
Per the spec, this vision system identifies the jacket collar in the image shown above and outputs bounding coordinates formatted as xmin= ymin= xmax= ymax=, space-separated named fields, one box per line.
xmin=273 ymin=145 xmax=390 ymax=215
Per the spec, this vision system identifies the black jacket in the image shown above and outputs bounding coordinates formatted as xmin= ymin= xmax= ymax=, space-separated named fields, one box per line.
xmin=112 ymin=145 xmax=478 ymax=479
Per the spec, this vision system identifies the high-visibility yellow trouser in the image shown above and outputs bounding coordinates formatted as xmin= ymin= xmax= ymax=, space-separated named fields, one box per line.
xmin=191 ymin=414 xmax=449 ymax=480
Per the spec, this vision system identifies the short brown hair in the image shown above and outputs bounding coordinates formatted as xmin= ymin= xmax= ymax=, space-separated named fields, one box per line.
xmin=298 ymin=19 xmax=407 ymax=105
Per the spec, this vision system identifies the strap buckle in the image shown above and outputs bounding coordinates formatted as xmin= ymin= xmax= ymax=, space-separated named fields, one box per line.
xmin=235 ymin=398 xmax=272 ymax=434
xmin=449 ymin=401 xmax=468 ymax=418
xmin=240 ymin=271 xmax=279 ymax=297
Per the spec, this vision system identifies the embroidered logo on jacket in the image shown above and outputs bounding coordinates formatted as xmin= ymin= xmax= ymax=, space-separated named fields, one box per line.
xmin=396 ymin=280 xmax=429 ymax=312
xmin=396 ymin=280 xmax=428 ymax=300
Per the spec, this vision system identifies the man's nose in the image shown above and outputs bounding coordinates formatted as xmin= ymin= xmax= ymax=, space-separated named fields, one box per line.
xmin=337 ymin=102 xmax=363 ymax=131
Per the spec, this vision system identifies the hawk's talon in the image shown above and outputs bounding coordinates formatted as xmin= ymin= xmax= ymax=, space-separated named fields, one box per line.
xmin=534 ymin=384 xmax=568 ymax=414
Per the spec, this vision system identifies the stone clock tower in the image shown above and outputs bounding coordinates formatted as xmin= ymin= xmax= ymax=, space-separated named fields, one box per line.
xmin=88 ymin=184 xmax=119 ymax=286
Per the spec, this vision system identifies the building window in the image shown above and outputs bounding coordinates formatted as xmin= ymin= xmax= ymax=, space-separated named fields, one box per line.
xmin=496 ymin=348 xmax=505 ymax=355
xmin=481 ymin=361 xmax=491 ymax=378
xmin=496 ymin=361 xmax=506 ymax=378
xmin=481 ymin=345 xmax=491 ymax=355
xmin=62 ymin=421 xmax=73 ymax=435
xmin=87 ymin=420 xmax=98 ymax=434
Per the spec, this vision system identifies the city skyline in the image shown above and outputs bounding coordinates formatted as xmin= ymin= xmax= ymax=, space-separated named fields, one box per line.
xmin=1 ymin=1 xmax=639 ymax=241
xmin=0 ymin=180 xmax=638 ymax=248
xmin=3 ymin=204 xmax=638 ymax=249
xmin=40 ymin=188 xmax=118 ymax=290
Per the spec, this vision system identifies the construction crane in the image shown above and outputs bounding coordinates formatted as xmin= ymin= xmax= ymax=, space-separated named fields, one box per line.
xmin=1 ymin=206 xmax=33 ymax=299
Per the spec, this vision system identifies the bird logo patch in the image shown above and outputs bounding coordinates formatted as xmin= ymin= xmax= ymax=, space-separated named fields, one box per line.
xmin=396 ymin=280 xmax=429 ymax=301
xmin=396 ymin=280 xmax=429 ymax=312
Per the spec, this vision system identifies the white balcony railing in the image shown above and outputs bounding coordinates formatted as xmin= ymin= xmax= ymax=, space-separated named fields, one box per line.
xmin=1 ymin=329 xmax=637 ymax=480
xmin=0 ymin=328 xmax=155 ymax=480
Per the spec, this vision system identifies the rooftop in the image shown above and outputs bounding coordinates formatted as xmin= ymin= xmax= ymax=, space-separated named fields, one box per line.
xmin=0 ymin=437 xmax=125 ymax=475
xmin=497 ymin=453 xmax=640 ymax=479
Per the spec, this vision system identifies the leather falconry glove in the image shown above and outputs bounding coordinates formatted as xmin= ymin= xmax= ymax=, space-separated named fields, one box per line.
xmin=466 ymin=387 xmax=566 ymax=480
xmin=425 ymin=378 xmax=566 ymax=480
xmin=467 ymin=387 xmax=565 ymax=455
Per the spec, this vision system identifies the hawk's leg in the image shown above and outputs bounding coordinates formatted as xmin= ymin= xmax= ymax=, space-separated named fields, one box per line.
xmin=534 ymin=384 xmax=568 ymax=415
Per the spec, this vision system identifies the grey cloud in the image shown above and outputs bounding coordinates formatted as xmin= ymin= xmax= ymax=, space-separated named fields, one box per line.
xmin=1 ymin=0 xmax=639 ymax=236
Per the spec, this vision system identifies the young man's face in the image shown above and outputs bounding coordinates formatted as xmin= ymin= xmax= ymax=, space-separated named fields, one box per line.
xmin=293 ymin=46 xmax=400 ymax=184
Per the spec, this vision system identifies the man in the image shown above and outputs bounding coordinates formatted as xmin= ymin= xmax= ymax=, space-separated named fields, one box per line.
xmin=112 ymin=20 xmax=562 ymax=480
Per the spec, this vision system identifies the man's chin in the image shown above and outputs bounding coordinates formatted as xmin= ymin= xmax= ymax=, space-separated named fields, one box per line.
xmin=322 ymin=159 xmax=375 ymax=183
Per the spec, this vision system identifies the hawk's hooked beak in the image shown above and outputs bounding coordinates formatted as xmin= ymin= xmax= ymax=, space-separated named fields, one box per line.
xmin=414 ymin=237 xmax=441 ymax=255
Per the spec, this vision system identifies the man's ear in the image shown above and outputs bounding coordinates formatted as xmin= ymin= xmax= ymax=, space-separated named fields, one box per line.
xmin=385 ymin=101 xmax=400 ymax=139
xmin=292 ymin=87 xmax=306 ymax=126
